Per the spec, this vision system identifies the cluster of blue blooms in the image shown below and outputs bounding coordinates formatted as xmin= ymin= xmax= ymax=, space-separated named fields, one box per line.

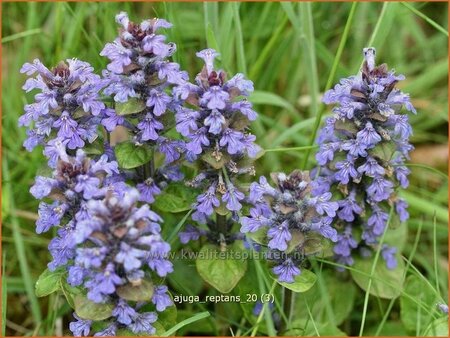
xmin=20 ymin=9 xmax=417 ymax=335
xmin=241 ymin=171 xmax=338 ymax=282
xmin=100 ymin=12 xmax=187 ymax=204
xmin=30 ymin=147 xmax=172 ymax=336
xmin=176 ymin=49 xmax=261 ymax=245
xmin=20 ymin=12 xmax=183 ymax=337
xmin=19 ymin=59 xmax=105 ymax=167
xmin=312 ymin=47 xmax=415 ymax=268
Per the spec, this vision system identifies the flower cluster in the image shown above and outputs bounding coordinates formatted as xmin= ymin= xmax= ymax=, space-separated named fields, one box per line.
xmin=240 ymin=171 xmax=338 ymax=282
xmin=19 ymin=59 xmax=105 ymax=166
xmin=312 ymin=47 xmax=416 ymax=268
xmin=69 ymin=189 xmax=173 ymax=336
xmin=100 ymin=12 xmax=187 ymax=204
xmin=175 ymin=49 xmax=261 ymax=244
xmin=30 ymin=149 xmax=173 ymax=336
xmin=100 ymin=12 xmax=186 ymax=155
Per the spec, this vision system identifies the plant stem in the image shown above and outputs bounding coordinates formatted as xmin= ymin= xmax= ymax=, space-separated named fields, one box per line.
xmin=280 ymin=287 xmax=293 ymax=333
xmin=216 ymin=213 xmax=228 ymax=235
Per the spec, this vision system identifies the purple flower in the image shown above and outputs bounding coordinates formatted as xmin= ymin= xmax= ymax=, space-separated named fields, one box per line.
xmin=367 ymin=207 xmax=389 ymax=236
xmin=357 ymin=157 xmax=385 ymax=177
xmin=175 ymin=107 xmax=200 ymax=137
xmin=115 ymin=242 xmax=145 ymax=272
xmin=334 ymin=227 xmax=358 ymax=258
xmin=222 ymin=184 xmax=245 ymax=211
xmin=196 ymin=48 xmax=220 ymax=75
xmin=272 ymin=258 xmax=300 ymax=283
xmin=19 ymin=59 xmax=104 ymax=157
xmin=30 ymin=176 xmax=56 ymax=199
xmin=196 ymin=184 xmax=220 ymax=215
xmin=337 ymin=192 xmax=363 ymax=222
xmin=438 ymin=304 xmax=449 ymax=315
xmin=381 ymin=245 xmax=397 ymax=270
xmin=366 ymin=176 xmax=393 ymax=202
xmin=267 ymin=221 xmax=292 ymax=251
xmin=101 ymin=108 xmax=124 ymax=131
xmin=316 ymin=142 xmax=340 ymax=165
xmin=395 ymin=199 xmax=409 ymax=222
xmin=94 ymin=324 xmax=117 ymax=337
xmin=137 ymin=114 xmax=164 ymax=141
xmin=310 ymin=217 xmax=338 ymax=242
xmin=129 ymin=312 xmax=157 ymax=335
xmin=201 ymin=86 xmax=230 ymax=110
xmin=112 ymin=299 xmax=137 ymax=325
xmin=146 ymin=90 xmax=171 ymax=116
xmin=356 ymin=122 xmax=382 ymax=146
xmin=137 ymin=178 xmax=161 ymax=204
xmin=311 ymin=192 xmax=339 ymax=217
xmin=186 ymin=127 xmax=210 ymax=155
xmin=204 ymin=109 xmax=225 ymax=134
xmin=100 ymin=41 xmax=133 ymax=73
xmin=36 ymin=202 xmax=66 ymax=234
xmin=69 ymin=313 xmax=92 ymax=337
xmin=335 ymin=157 xmax=359 ymax=184
xmin=219 ymin=128 xmax=245 ymax=155
xmin=240 ymin=208 xmax=271 ymax=233
xmin=179 ymin=224 xmax=207 ymax=244
xmin=152 ymin=285 xmax=173 ymax=312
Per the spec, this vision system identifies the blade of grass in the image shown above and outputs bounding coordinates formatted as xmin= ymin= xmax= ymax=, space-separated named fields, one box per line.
xmin=162 ymin=311 xmax=210 ymax=337
xmin=401 ymin=2 xmax=448 ymax=37
xmin=232 ymin=2 xmax=247 ymax=75
xmin=357 ymin=2 xmax=389 ymax=71
xmin=168 ymin=209 xmax=193 ymax=245
xmin=2 ymin=159 xmax=42 ymax=328
xmin=374 ymin=218 xmax=423 ymax=335
xmin=303 ymin=2 xmax=357 ymax=167
xmin=359 ymin=206 xmax=394 ymax=336
xmin=1 ymin=29 xmax=42 ymax=44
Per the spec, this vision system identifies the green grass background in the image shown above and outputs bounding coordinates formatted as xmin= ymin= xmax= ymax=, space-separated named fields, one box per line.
xmin=1 ymin=1 xmax=448 ymax=336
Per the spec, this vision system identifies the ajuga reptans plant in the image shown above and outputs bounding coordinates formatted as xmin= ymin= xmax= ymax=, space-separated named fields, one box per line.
xmin=240 ymin=171 xmax=338 ymax=282
xmin=19 ymin=12 xmax=183 ymax=336
xmin=101 ymin=12 xmax=187 ymax=204
xmin=312 ymin=47 xmax=416 ymax=268
xmin=176 ymin=49 xmax=262 ymax=247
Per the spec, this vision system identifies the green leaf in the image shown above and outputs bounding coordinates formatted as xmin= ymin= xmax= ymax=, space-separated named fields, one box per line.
xmin=351 ymin=255 xmax=406 ymax=299
xmin=369 ymin=141 xmax=396 ymax=162
xmin=74 ymin=294 xmax=113 ymax=321
xmin=116 ymin=279 xmax=154 ymax=302
xmin=196 ymin=243 xmax=247 ymax=293
xmin=384 ymin=219 xmax=408 ymax=252
xmin=293 ymin=270 xmax=356 ymax=325
xmin=115 ymin=142 xmax=153 ymax=169
xmin=423 ymin=317 xmax=448 ymax=336
xmin=35 ymin=267 xmax=65 ymax=297
xmin=400 ymin=275 xmax=440 ymax=332
xmin=60 ymin=280 xmax=82 ymax=309
xmin=250 ymin=90 xmax=299 ymax=117
xmin=153 ymin=182 xmax=198 ymax=213
xmin=115 ymin=98 xmax=146 ymax=116
xmin=201 ymin=150 xmax=230 ymax=170
xmin=157 ymin=304 xmax=177 ymax=330
xmin=276 ymin=269 xmax=317 ymax=293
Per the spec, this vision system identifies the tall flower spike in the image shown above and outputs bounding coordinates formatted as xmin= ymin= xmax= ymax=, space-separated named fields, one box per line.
xmin=100 ymin=12 xmax=187 ymax=203
xmin=313 ymin=47 xmax=416 ymax=268
xmin=19 ymin=59 xmax=105 ymax=166
xmin=175 ymin=48 xmax=262 ymax=245
xmin=241 ymin=171 xmax=338 ymax=283
xmin=29 ymin=150 xmax=173 ymax=336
